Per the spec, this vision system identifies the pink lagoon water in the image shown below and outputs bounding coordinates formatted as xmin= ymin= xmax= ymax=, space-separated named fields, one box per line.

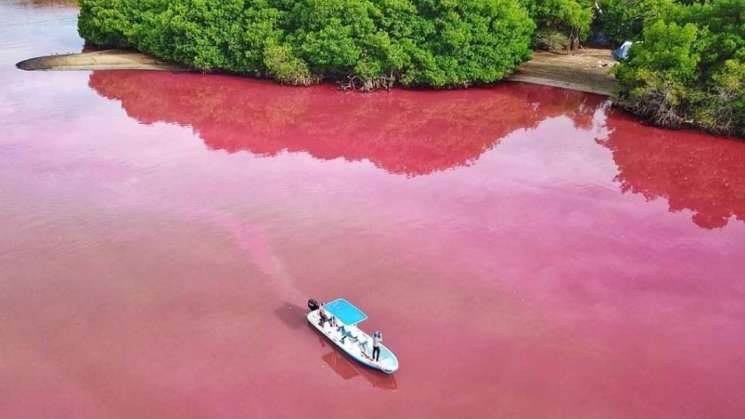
xmin=2 ymin=2 xmax=745 ymax=418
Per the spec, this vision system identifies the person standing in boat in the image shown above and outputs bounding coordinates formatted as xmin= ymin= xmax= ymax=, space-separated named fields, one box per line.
xmin=372 ymin=331 xmax=382 ymax=362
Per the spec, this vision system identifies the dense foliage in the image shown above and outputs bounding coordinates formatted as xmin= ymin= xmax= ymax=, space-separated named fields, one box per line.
xmin=533 ymin=28 xmax=571 ymax=51
xmin=595 ymin=0 xmax=674 ymax=45
xmin=531 ymin=0 xmax=594 ymax=48
xmin=78 ymin=0 xmax=535 ymax=89
xmin=614 ymin=0 xmax=744 ymax=136
xmin=520 ymin=0 xmax=594 ymax=50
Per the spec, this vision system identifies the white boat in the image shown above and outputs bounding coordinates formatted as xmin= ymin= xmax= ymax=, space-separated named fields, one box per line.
xmin=307 ymin=298 xmax=399 ymax=375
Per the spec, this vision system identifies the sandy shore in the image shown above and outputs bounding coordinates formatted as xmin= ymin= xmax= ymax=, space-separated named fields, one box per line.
xmin=16 ymin=48 xmax=617 ymax=96
xmin=509 ymin=49 xmax=617 ymax=96
xmin=16 ymin=49 xmax=183 ymax=72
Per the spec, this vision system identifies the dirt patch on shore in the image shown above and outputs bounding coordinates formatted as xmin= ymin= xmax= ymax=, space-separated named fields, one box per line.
xmin=17 ymin=47 xmax=617 ymax=96
xmin=509 ymin=48 xmax=617 ymax=96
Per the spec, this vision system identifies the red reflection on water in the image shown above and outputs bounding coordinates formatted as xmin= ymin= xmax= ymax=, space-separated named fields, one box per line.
xmin=89 ymin=70 xmax=745 ymax=230
xmin=603 ymin=113 xmax=745 ymax=229
xmin=89 ymin=70 xmax=604 ymax=176
xmin=4 ymin=2 xmax=745 ymax=416
xmin=318 ymin=336 xmax=398 ymax=391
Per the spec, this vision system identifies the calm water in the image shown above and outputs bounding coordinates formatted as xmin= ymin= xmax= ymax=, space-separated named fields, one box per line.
xmin=2 ymin=2 xmax=745 ymax=418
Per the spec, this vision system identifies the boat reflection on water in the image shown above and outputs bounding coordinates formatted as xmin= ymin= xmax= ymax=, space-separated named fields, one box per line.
xmin=602 ymin=112 xmax=745 ymax=229
xmin=88 ymin=70 xmax=605 ymax=177
xmin=318 ymin=336 xmax=398 ymax=391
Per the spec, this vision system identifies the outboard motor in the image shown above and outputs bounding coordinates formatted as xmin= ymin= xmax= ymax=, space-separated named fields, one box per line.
xmin=307 ymin=298 xmax=320 ymax=312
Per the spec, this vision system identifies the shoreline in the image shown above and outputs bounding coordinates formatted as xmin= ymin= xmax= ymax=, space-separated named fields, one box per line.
xmin=16 ymin=49 xmax=183 ymax=72
xmin=16 ymin=48 xmax=617 ymax=96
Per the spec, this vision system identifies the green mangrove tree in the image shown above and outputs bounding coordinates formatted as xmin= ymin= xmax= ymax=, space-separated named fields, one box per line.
xmin=78 ymin=0 xmax=535 ymax=89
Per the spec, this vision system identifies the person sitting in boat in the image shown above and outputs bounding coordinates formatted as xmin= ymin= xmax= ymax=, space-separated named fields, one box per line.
xmin=372 ymin=331 xmax=382 ymax=362
xmin=359 ymin=339 xmax=369 ymax=354
xmin=318 ymin=303 xmax=331 ymax=328
xmin=338 ymin=324 xmax=348 ymax=343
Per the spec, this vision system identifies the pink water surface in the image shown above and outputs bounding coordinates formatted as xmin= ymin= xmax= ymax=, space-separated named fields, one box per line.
xmin=1 ymin=2 xmax=745 ymax=419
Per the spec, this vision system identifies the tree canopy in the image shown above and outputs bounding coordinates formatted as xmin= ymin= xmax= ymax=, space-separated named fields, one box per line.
xmin=614 ymin=0 xmax=744 ymax=136
xmin=79 ymin=0 xmax=535 ymax=89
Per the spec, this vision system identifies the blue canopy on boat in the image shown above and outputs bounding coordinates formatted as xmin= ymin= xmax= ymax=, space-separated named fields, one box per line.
xmin=324 ymin=298 xmax=368 ymax=325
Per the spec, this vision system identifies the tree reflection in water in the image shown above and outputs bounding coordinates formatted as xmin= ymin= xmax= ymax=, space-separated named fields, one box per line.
xmin=88 ymin=70 xmax=604 ymax=177
xmin=601 ymin=112 xmax=745 ymax=229
xmin=18 ymin=0 xmax=78 ymax=7
xmin=89 ymin=70 xmax=745 ymax=230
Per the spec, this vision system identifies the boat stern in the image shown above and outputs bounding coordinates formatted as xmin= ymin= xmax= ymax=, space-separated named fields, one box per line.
xmin=378 ymin=346 xmax=399 ymax=374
